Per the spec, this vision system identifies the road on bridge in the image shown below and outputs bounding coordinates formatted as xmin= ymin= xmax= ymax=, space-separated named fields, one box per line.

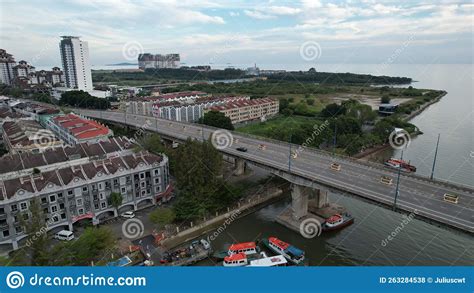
xmin=77 ymin=109 xmax=474 ymax=233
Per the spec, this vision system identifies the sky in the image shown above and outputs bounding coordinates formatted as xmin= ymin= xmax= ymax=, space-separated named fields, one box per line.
xmin=0 ymin=0 xmax=472 ymax=68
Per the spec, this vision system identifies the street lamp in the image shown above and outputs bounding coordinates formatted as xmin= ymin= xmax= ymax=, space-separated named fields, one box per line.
xmin=393 ymin=150 xmax=404 ymax=208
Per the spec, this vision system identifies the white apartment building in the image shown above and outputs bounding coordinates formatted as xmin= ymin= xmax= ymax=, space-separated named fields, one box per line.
xmin=59 ymin=36 xmax=93 ymax=91
xmin=0 ymin=49 xmax=16 ymax=85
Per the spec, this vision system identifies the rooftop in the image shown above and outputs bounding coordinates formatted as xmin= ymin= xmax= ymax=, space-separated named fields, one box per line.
xmin=52 ymin=113 xmax=111 ymax=140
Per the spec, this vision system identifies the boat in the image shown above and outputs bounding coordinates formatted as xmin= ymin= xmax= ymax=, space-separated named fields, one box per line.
xmin=322 ymin=213 xmax=354 ymax=232
xmin=247 ymin=255 xmax=288 ymax=267
xmin=223 ymin=253 xmax=248 ymax=267
xmin=384 ymin=158 xmax=417 ymax=172
xmin=260 ymin=237 xmax=305 ymax=265
xmin=213 ymin=242 xmax=259 ymax=260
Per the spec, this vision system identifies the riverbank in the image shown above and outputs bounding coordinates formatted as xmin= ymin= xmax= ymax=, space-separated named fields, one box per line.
xmin=356 ymin=90 xmax=447 ymax=160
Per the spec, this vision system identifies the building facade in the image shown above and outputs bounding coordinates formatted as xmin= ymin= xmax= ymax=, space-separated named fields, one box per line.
xmin=0 ymin=49 xmax=16 ymax=85
xmin=0 ymin=137 xmax=171 ymax=251
xmin=59 ymin=36 xmax=93 ymax=91
xmin=205 ymin=98 xmax=279 ymax=124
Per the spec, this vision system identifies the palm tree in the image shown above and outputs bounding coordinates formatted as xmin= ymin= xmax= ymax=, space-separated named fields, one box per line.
xmin=109 ymin=192 xmax=123 ymax=217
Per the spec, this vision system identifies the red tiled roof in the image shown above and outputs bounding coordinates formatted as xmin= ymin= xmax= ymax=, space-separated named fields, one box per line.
xmin=53 ymin=113 xmax=110 ymax=140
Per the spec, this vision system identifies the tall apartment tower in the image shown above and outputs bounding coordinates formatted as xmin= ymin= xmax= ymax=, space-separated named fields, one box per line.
xmin=59 ymin=36 xmax=93 ymax=91
xmin=0 ymin=49 xmax=17 ymax=85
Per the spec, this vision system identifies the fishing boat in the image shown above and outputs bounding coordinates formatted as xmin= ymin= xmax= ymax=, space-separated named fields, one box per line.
xmin=260 ymin=237 xmax=305 ymax=265
xmin=322 ymin=213 xmax=354 ymax=232
xmin=213 ymin=242 xmax=259 ymax=260
xmin=384 ymin=158 xmax=417 ymax=173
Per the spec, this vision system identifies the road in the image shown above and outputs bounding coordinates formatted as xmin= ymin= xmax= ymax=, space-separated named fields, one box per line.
xmin=77 ymin=109 xmax=474 ymax=233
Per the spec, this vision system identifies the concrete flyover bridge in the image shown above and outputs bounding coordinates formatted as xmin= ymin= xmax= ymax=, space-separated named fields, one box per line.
xmin=77 ymin=109 xmax=474 ymax=234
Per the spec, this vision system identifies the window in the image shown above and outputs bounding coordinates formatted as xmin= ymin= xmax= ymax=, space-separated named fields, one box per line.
xmin=51 ymin=205 xmax=58 ymax=213
xmin=20 ymin=202 xmax=28 ymax=211
xmin=10 ymin=204 xmax=18 ymax=212
xmin=154 ymin=178 xmax=160 ymax=184
xmin=82 ymin=186 xmax=88 ymax=192
xmin=59 ymin=203 xmax=65 ymax=209
xmin=49 ymin=195 xmax=56 ymax=203
xmin=76 ymin=198 xmax=83 ymax=207
xmin=140 ymin=182 xmax=146 ymax=188
xmin=154 ymin=169 xmax=160 ymax=176
xmin=141 ymin=190 xmax=146 ymax=197
xmin=140 ymin=173 xmax=145 ymax=179
xmin=101 ymin=202 xmax=107 ymax=209
xmin=61 ymin=213 xmax=66 ymax=219
xmin=121 ymin=187 xmax=126 ymax=194
xmin=57 ymin=192 xmax=63 ymax=198
xmin=77 ymin=208 xmax=84 ymax=215
xmin=0 ymin=207 xmax=4 ymax=214
xmin=94 ymin=203 xmax=99 ymax=210
xmin=3 ymin=230 xmax=9 ymax=237
xmin=23 ymin=213 xmax=29 ymax=221
xmin=68 ymin=190 xmax=73 ymax=196
xmin=41 ymin=197 xmax=47 ymax=204
xmin=99 ymin=192 xmax=105 ymax=200
xmin=15 ymin=226 xmax=23 ymax=234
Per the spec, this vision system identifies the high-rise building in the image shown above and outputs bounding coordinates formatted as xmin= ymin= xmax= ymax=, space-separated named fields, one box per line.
xmin=59 ymin=36 xmax=93 ymax=91
xmin=0 ymin=49 xmax=16 ymax=85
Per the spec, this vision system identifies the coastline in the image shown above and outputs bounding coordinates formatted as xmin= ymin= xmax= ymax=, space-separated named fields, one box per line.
xmin=356 ymin=90 xmax=447 ymax=160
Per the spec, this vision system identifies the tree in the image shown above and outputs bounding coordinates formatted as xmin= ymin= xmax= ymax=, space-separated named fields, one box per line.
xmin=149 ymin=208 xmax=176 ymax=227
xmin=306 ymin=98 xmax=315 ymax=105
xmin=200 ymin=110 xmax=234 ymax=130
xmin=381 ymin=95 xmax=391 ymax=104
xmin=49 ymin=227 xmax=115 ymax=266
xmin=109 ymin=192 xmax=123 ymax=215
xmin=279 ymin=98 xmax=289 ymax=111
xmin=19 ymin=198 xmax=50 ymax=266
xmin=142 ymin=134 xmax=166 ymax=155
xmin=321 ymin=103 xmax=345 ymax=117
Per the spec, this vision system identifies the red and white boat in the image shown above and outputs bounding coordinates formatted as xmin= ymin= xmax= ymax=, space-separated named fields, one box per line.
xmin=223 ymin=253 xmax=248 ymax=267
xmin=384 ymin=158 xmax=416 ymax=173
xmin=228 ymin=242 xmax=258 ymax=256
xmin=322 ymin=213 xmax=354 ymax=232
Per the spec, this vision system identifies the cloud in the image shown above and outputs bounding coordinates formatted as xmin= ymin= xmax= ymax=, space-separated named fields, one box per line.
xmin=244 ymin=10 xmax=275 ymax=20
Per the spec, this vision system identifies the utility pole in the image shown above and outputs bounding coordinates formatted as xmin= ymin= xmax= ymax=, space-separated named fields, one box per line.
xmin=332 ymin=121 xmax=337 ymax=157
xmin=394 ymin=150 xmax=404 ymax=208
xmin=288 ymin=133 xmax=292 ymax=172
xmin=430 ymin=134 xmax=440 ymax=180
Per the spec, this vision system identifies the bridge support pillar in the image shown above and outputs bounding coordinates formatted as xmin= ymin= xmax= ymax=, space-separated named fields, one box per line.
xmin=234 ymin=158 xmax=246 ymax=176
xmin=290 ymin=184 xmax=310 ymax=220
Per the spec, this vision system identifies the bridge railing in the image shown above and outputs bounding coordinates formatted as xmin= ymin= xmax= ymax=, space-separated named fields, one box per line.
xmin=82 ymin=109 xmax=474 ymax=193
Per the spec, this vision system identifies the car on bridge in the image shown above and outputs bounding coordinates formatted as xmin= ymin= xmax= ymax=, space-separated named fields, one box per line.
xmin=236 ymin=147 xmax=248 ymax=152
xmin=258 ymin=144 xmax=267 ymax=150
xmin=380 ymin=176 xmax=393 ymax=185
xmin=443 ymin=193 xmax=459 ymax=204
xmin=330 ymin=163 xmax=341 ymax=171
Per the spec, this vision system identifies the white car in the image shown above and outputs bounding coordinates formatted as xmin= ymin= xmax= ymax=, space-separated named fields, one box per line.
xmin=121 ymin=211 xmax=135 ymax=219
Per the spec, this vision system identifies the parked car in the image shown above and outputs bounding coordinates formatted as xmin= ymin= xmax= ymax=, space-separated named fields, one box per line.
xmin=121 ymin=211 xmax=135 ymax=219
xmin=200 ymin=239 xmax=211 ymax=250
xmin=236 ymin=147 xmax=248 ymax=152
xmin=54 ymin=230 xmax=75 ymax=241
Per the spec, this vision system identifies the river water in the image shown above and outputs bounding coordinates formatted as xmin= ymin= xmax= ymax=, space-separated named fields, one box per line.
xmin=197 ymin=64 xmax=473 ymax=266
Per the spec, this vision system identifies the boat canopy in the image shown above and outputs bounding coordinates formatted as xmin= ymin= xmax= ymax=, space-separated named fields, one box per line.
xmin=287 ymin=246 xmax=304 ymax=257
